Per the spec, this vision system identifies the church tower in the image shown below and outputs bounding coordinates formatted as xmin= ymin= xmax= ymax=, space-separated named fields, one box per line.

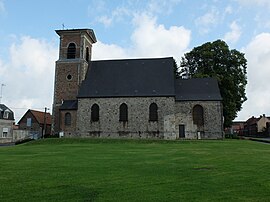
xmin=52 ymin=29 xmax=97 ymax=135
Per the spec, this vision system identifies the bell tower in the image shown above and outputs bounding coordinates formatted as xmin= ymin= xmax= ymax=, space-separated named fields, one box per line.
xmin=52 ymin=29 xmax=97 ymax=135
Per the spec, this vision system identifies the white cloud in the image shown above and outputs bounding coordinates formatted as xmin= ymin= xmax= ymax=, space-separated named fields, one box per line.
xmin=236 ymin=0 xmax=270 ymax=8
xmin=195 ymin=7 xmax=220 ymax=34
xmin=0 ymin=0 xmax=5 ymax=14
xmin=92 ymin=41 xmax=128 ymax=60
xmin=147 ymin=0 xmax=182 ymax=14
xmin=131 ymin=14 xmax=190 ymax=59
xmin=225 ymin=6 xmax=233 ymax=14
xmin=224 ymin=21 xmax=242 ymax=44
xmin=0 ymin=36 xmax=57 ymax=121
xmin=92 ymin=14 xmax=191 ymax=62
xmin=236 ymin=33 xmax=270 ymax=120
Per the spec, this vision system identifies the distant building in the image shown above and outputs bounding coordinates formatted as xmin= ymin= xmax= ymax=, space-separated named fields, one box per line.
xmin=243 ymin=114 xmax=270 ymax=136
xmin=17 ymin=109 xmax=52 ymax=138
xmin=225 ymin=121 xmax=245 ymax=135
xmin=52 ymin=29 xmax=224 ymax=139
xmin=0 ymin=104 xmax=15 ymax=143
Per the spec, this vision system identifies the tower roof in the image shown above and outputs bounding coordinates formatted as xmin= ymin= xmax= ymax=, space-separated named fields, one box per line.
xmin=55 ymin=28 xmax=97 ymax=43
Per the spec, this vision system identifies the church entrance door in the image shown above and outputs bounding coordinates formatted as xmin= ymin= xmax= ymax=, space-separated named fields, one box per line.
xmin=179 ymin=125 xmax=185 ymax=138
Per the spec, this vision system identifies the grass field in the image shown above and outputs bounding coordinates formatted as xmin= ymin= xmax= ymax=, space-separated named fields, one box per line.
xmin=0 ymin=138 xmax=270 ymax=202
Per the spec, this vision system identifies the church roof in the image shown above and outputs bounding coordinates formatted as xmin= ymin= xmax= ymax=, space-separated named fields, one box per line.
xmin=174 ymin=78 xmax=222 ymax=101
xmin=78 ymin=57 xmax=175 ymax=98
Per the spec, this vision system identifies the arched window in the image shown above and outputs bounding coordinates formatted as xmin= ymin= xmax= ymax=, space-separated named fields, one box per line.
xmin=65 ymin=112 xmax=71 ymax=126
xmin=149 ymin=103 xmax=158 ymax=121
xmin=86 ymin=47 xmax=89 ymax=62
xmin=119 ymin=103 xmax=128 ymax=122
xmin=193 ymin=105 xmax=204 ymax=126
xmin=91 ymin=104 xmax=99 ymax=122
xmin=67 ymin=43 xmax=76 ymax=59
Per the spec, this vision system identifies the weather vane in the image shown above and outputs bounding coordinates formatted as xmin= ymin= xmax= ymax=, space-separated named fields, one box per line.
xmin=62 ymin=23 xmax=65 ymax=30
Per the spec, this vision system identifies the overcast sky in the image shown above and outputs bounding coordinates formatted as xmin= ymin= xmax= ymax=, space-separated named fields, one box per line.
xmin=0 ymin=0 xmax=270 ymax=122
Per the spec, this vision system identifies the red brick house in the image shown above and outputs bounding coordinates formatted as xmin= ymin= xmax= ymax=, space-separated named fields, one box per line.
xmin=18 ymin=109 xmax=52 ymax=138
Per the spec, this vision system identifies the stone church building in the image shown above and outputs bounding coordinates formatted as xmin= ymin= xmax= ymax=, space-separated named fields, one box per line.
xmin=52 ymin=29 xmax=223 ymax=139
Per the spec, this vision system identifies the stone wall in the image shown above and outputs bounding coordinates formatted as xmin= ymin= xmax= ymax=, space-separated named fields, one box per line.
xmin=59 ymin=110 xmax=77 ymax=136
xmin=174 ymin=101 xmax=223 ymax=139
xmin=76 ymin=97 xmax=175 ymax=139
xmin=0 ymin=119 xmax=13 ymax=143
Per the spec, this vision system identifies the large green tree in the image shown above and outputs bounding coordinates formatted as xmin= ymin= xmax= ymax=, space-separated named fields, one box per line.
xmin=180 ymin=40 xmax=247 ymax=127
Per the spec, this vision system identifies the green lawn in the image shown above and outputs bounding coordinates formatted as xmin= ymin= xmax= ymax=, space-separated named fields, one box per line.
xmin=0 ymin=138 xmax=270 ymax=202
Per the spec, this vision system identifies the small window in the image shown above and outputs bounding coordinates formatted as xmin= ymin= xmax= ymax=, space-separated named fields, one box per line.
xmin=119 ymin=103 xmax=128 ymax=122
xmin=2 ymin=128 xmax=8 ymax=138
xmin=27 ymin=118 xmax=32 ymax=127
xmin=149 ymin=103 xmax=158 ymax=121
xmin=66 ymin=74 xmax=72 ymax=81
xmin=86 ymin=47 xmax=89 ymax=62
xmin=65 ymin=112 xmax=71 ymax=126
xmin=67 ymin=43 xmax=76 ymax=59
xmin=91 ymin=104 xmax=99 ymax=122
xmin=193 ymin=105 xmax=204 ymax=126
xmin=3 ymin=110 xmax=9 ymax=119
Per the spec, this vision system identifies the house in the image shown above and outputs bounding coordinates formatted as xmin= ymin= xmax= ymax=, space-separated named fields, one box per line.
xmin=17 ymin=109 xmax=52 ymax=138
xmin=52 ymin=29 xmax=223 ymax=139
xmin=225 ymin=121 xmax=245 ymax=135
xmin=0 ymin=104 xmax=15 ymax=143
xmin=244 ymin=114 xmax=270 ymax=136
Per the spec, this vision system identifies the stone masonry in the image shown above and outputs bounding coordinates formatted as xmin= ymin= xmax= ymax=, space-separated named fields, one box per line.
xmin=76 ymin=97 xmax=175 ymax=139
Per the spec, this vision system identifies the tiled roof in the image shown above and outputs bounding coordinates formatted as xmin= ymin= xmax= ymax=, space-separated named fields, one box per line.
xmin=30 ymin=110 xmax=52 ymax=125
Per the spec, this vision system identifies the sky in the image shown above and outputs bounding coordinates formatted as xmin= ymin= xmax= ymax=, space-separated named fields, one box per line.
xmin=0 ymin=0 xmax=270 ymax=122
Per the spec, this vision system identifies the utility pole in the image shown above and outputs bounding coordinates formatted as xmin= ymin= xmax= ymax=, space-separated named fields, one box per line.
xmin=0 ymin=84 xmax=6 ymax=104
xmin=43 ymin=107 xmax=49 ymax=139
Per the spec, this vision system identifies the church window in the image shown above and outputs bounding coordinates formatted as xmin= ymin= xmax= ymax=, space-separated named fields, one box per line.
xmin=119 ymin=103 xmax=128 ymax=122
xmin=67 ymin=43 xmax=76 ymax=59
xmin=193 ymin=105 xmax=204 ymax=126
xmin=86 ymin=47 xmax=89 ymax=62
xmin=149 ymin=103 xmax=158 ymax=121
xmin=91 ymin=104 xmax=99 ymax=122
xmin=65 ymin=112 xmax=71 ymax=126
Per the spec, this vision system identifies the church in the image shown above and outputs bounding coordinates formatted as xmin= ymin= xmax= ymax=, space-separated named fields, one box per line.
xmin=52 ymin=29 xmax=223 ymax=139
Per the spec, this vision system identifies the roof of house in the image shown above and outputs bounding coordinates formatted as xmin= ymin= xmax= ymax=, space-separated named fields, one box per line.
xmin=174 ymin=78 xmax=222 ymax=101
xmin=59 ymin=100 xmax=78 ymax=110
xmin=78 ymin=57 xmax=175 ymax=98
xmin=0 ymin=104 xmax=14 ymax=120
xmin=18 ymin=109 xmax=52 ymax=125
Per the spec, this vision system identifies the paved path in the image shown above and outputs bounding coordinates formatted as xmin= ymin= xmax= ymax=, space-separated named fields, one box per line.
xmin=249 ymin=137 xmax=270 ymax=144
xmin=0 ymin=143 xmax=15 ymax=147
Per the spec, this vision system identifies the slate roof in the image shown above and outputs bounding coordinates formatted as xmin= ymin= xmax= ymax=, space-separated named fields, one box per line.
xmin=0 ymin=104 xmax=14 ymax=120
xmin=78 ymin=57 xmax=175 ymax=98
xmin=59 ymin=100 xmax=78 ymax=110
xmin=174 ymin=78 xmax=222 ymax=101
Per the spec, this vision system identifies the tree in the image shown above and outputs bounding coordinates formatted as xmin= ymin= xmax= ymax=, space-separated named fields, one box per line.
xmin=180 ymin=40 xmax=247 ymax=127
